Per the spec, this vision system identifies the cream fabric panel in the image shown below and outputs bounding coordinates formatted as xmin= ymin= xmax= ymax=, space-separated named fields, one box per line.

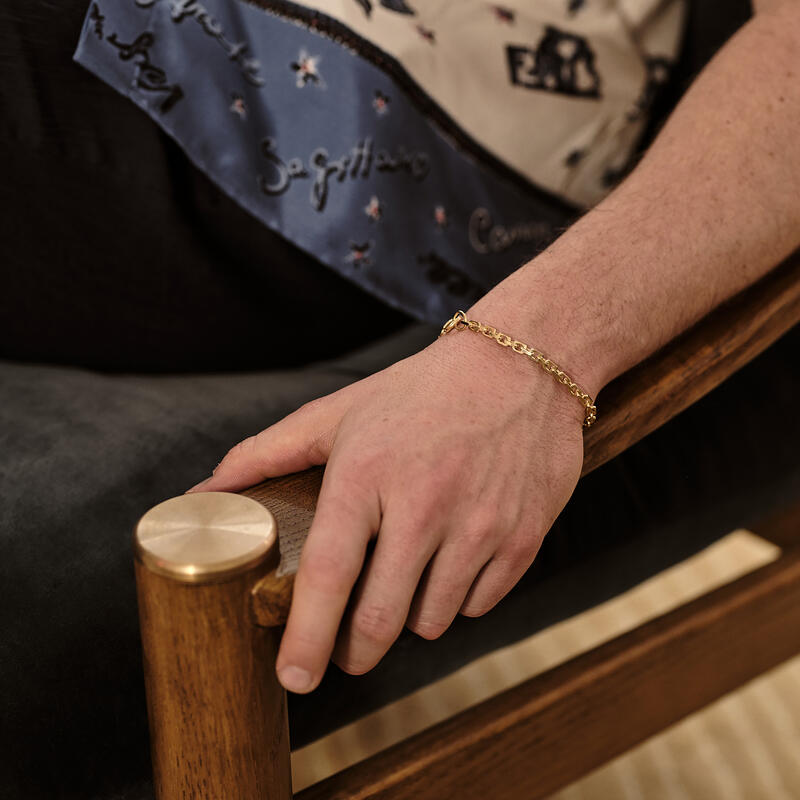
xmin=295 ymin=0 xmax=686 ymax=206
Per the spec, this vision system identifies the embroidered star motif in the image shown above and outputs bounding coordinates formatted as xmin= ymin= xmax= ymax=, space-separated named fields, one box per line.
xmin=229 ymin=93 xmax=247 ymax=119
xmin=373 ymin=90 xmax=390 ymax=115
xmin=346 ymin=241 xmax=373 ymax=267
xmin=414 ymin=24 xmax=436 ymax=44
xmin=291 ymin=50 xmax=321 ymax=88
xmin=490 ymin=5 xmax=515 ymax=24
xmin=364 ymin=196 xmax=383 ymax=222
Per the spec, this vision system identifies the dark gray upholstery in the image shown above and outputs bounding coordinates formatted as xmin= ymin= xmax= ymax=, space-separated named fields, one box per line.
xmin=0 ymin=324 xmax=433 ymax=799
xmin=1 ymin=322 xmax=798 ymax=800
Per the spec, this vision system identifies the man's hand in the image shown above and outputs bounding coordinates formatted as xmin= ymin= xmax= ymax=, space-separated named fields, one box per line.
xmin=189 ymin=0 xmax=800 ymax=695
xmin=189 ymin=327 xmax=585 ymax=693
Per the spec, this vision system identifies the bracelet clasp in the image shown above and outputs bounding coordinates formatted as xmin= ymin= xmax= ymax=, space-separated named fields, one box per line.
xmin=439 ymin=310 xmax=469 ymax=337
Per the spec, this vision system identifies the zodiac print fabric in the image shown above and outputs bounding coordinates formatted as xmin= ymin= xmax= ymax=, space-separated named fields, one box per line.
xmin=75 ymin=0 xmax=684 ymax=323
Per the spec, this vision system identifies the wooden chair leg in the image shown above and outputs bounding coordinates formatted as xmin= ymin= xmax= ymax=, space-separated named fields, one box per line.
xmin=134 ymin=492 xmax=292 ymax=800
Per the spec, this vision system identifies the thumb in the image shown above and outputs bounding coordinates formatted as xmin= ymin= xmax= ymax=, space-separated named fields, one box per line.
xmin=187 ymin=391 xmax=351 ymax=493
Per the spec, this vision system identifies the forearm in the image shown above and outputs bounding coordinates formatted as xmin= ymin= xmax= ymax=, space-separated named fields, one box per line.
xmin=470 ymin=2 xmax=800 ymax=401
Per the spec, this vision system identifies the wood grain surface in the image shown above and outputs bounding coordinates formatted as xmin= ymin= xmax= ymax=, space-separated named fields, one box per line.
xmin=135 ymin=547 xmax=292 ymax=799
xmin=249 ymin=251 xmax=800 ymax=626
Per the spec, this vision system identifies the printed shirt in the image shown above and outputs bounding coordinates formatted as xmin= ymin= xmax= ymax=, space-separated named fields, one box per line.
xmin=74 ymin=0 xmax=686 ymax=323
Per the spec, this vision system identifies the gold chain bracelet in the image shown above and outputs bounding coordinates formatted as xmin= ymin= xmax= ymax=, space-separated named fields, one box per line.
xmin=439 ymin=310 xmax=597 ymax=428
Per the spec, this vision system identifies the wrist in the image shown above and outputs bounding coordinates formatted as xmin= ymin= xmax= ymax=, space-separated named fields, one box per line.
xmin=433 ymin=309 xmax=591 ymax=431
xmin=466 ymin=270 xmax=609 ymax=404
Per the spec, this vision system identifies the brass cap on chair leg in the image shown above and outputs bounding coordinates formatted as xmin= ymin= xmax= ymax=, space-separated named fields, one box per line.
xmin=134 ymin=492 xmax=277 ymax=584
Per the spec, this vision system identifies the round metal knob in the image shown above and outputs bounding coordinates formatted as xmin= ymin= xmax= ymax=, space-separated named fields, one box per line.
xmin=134 ymin=492 xmax=277 ymax=584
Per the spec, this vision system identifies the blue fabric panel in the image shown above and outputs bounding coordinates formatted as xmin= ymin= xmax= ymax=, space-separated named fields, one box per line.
xmin=74 ymin=0 xmax=575 ymax=323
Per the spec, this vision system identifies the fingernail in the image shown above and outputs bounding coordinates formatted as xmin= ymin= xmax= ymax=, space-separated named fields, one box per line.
xmin=185 ymin=477 xmax=212 ymax=494
xmin=278 ymin=665 xmax=313 ymax=693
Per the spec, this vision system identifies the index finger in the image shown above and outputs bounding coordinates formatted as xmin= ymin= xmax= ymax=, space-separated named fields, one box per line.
xmin=275 ymin=464 xmax=380 ymax=693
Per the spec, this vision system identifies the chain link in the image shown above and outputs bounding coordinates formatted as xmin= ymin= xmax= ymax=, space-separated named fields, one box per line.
xmin=439 ymin=310 xmax=597 ymax=428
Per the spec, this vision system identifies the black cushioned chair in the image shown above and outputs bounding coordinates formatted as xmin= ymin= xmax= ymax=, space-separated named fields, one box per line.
xmin=4 ymin=1 xmax=798 ymax=798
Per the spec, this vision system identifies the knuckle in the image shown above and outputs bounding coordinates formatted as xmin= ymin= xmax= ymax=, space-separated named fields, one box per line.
xmin=300 ymin=550 xmax=353 ymax=594
xmin=352 ymin=602 xmax=401 ymax=645
xmin=500 ymin=534 xmax=537 ymax=566
xmin=307 ymin=428 xmax=334 ymax=464
xmin=424 ymin=468 xmax=454 ymax=497
xmin=324 ymin=482 xmax=375 ymax=525
xmin=460 ymin=600 xmax=494 ymax=618
xmin=334 ymin=655 xmax=375 ymax=676
xmin=407 ymin=616 xmax=449 ymax=640
xmin=233 ymin=435 xmax=256 ymax=456
xmin=297 ymin=396 xmax=325 ymax=416
xmin=282 ymin=628 xmax=325 ymax=659
xmin=469 ymin=506 xmax=500 ymax=534
xmin=219 ymin=435 xmax=257 ymax=467
xmin=392 ymin=518 xmax=432 ymax=554
xmin=455 ymin=525 xmax=493 ymax=559
xmin=298 ymin=397 xmax=319 ymax=414
xmin=343 ymin=448 xmax=387 ymax=485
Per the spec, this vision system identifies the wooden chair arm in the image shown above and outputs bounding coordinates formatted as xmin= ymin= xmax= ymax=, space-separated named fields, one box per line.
xmin=247 ymin=251 xmax=800 ymax=626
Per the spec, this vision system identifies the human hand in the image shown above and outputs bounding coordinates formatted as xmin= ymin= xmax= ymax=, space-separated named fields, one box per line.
xmin=188 ymin=318 xmax=586 ymax=694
